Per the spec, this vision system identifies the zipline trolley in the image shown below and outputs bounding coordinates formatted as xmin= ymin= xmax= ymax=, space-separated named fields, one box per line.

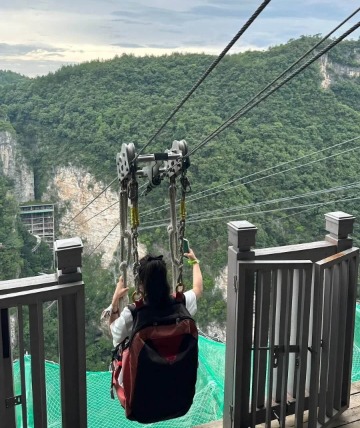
xmin=115 ymin=140 xmax=191 ymax=306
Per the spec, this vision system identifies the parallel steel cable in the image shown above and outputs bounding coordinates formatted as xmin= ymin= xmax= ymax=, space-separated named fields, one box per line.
xmin=140 ymin=180 xmax=360 ymax=227
xmin=88 ymin=220 xmax=120 ymax=256
xmin=65 ymin=9 xmax=359 ymax=227
xmin=78 ymin=200 xmax=118 ymax=226
xmin=78 ymin=182 xmax=147 ymax=226
xmin=152 ymin=19 xmax=360 ymax=188
xmin=139 ymin=195 xmax=360 ymax=231
xmin=187 ymin=145 xmax=360 ymax=215
xmin=135 ymin=0 xmax=272 ymax=159
xmin=89 ymin=192 xmax=360 ymax=252
xmin=186 ymin=20 xmax=360 ymax=158
xmin=140 ymin=138 xmax=360 ymax=220
xmin=184 ymin=136 xmax=360 ymax=203
xmin=185 ymin=195 xmax=360 ymax=225
xmin=91 ymin=182 xmax=359 ymax=250
xmin=196 ymin=6 xmax=360 ymax=152
xmin=65 ymin=12 xmax=360 ymax=226
xmin=65 ymin=177 xmax=117 ymax=226
xmin=81 ymin=14 xmax=360 ymax=245
xmin=187 ymin=181 xmax=360 ymax=221
xmin=140 ymin=11 xmax=360 ymax=210
xmin=80 ymin=135 xmax=360 ymax=231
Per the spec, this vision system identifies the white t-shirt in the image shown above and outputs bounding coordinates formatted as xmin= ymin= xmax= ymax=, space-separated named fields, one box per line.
xmin=110 ymin=290 xmax=197 ymax=347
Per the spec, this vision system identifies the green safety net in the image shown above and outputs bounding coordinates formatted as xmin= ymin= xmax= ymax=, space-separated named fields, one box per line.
xmin=13 ymin=304 xmax=360 ymax=427
xmin=13 ymin=335 xmax=225 ymax=428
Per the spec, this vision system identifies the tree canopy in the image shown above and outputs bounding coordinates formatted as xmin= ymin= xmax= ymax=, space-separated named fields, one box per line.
xmin=1 ymin=36 xmax=360 ymax=369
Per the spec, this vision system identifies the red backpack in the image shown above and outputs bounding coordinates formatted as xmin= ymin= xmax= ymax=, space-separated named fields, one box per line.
xmin=111 ymin=294 xmax=199 ymax=424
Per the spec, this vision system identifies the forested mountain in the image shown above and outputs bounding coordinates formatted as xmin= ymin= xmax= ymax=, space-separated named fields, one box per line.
xmin=1 ymin=36 xmax=360 ymax=369
xmin=0 ymin=70 xmax=28 ymax=87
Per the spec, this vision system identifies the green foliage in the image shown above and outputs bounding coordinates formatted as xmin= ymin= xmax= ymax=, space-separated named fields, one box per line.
xmin=0 ymin=175 xmax=23 ymax=279
xmin=0 ymin=120 xmax=15 ymax=133
xmin=0 ymin=70 xmax=28 ymax=87
xmin=1 ymin=36 xmax=360 ymax=369
xmin=0 ymin=174 xmax=53 ymax=280
xmin=82 ymin=254 xmax=115 ymax=371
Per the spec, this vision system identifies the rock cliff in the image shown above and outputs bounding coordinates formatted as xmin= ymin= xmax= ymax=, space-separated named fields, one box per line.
xmin=44 ymin=166 xmax=146 ymax=267
xmin=0 ymin=131 xmax=34 ymax=202
xmin=320 ymin=54 xmax=360 ymax=89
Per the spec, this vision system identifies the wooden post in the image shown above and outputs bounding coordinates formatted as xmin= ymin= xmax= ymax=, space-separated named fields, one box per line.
xmin=54 ymin=237 xmax=87 ymax=428
xmin=0 ymin=308 xmax=16 ymax=427
xmin=325 ymin=211 xmax=355 ymax=252
xmin=224 ymin=221 xmax=257 ymax=428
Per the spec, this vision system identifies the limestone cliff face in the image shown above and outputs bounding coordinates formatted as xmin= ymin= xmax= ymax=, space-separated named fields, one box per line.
xmin=0 ymin=131 xmax=34 ymax=202
xmin=44 ymin=166 xmax=146 ymax=267
xmin=320 ymin=54 xmax=360 ymax=89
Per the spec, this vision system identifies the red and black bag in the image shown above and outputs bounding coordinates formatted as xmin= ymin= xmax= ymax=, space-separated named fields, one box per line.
xmin=111 ymin=294 xmax=198 ymax=424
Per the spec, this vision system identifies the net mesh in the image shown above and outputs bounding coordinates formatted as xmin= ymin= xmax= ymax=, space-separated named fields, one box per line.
xmin=13 ymin=304 xmax=360 ymax=427
xmin=13 ymin=335 xmax=224 ymax=427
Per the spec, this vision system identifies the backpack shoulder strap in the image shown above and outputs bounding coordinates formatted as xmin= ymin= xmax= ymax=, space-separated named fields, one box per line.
xmin=171 ymin=292 xmax=186 ymax=305
xmin=127 ymin=303 xmax=137 ymax=319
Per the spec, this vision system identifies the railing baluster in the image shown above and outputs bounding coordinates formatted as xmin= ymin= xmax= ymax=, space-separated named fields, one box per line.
xmin=58 ymin=289 xmax=87 ymax=428
xmin=266 ymin=270 xmax=278 ymax=427
xmin=0 ymin=308 xmax=16 ymax=427
xmin=326 ymin=264 xmax=340 ymax=417
xmin=29 ymin=302 xmax=47 ymax=428
xmin=275 ymin=269 xmax=287 ymax=404
xmin=257 ymin=270 xmax=271 ymax=409
xmin=241 ymin=269 xmax=256 ymax=426
xmin=251 ymin=272 xmax=261 ymax=427
xmin=308 ymin=265 xmax=325 ymax=428
xmin=17 ymin=305 xmax=28 ymax=428
xmin=318 ymin=267 xmax=333 ymax=424
xmin=280 ymin=269 xmax=293 ymax=427
xmin=333 ymin=260 xmax=349 ymax=409
xmin=290 ymin=269 xmax=301 ymax=399
xmin=294 ymin=266 xmax=312 ymax=427
xmin=251 ymin=270 xmax=271 ymax=426
xmin=341 ymin=254 xmax=359 ymax=405
xmin=223 ymin=246 xmax=240 ymax=428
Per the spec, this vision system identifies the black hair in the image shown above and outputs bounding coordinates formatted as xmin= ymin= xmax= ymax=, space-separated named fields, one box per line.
xmin=138 ymin=255 xmax=171 ymax=308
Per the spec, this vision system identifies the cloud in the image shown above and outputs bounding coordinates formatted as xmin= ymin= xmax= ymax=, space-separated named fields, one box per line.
xmin=0 ymin=43 xmax=40 ymax=56
xmin=111 ymin=42 xmax=144 ymax=48
xmin=147 ymin=43 xmax=180 ymax=49
xmin=0 ymin=43 xmax=66 ymax=58
xmin=187 ymin=4 xmax=247 ymax=19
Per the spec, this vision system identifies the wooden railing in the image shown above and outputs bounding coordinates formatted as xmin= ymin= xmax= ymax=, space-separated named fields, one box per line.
xmin=0 ymin=238 xmax=87 ymax=428
xmin=2 ymin=213 xmax=358 ymax=428
xmin=224 ymin=211 xmax=359 ymax=427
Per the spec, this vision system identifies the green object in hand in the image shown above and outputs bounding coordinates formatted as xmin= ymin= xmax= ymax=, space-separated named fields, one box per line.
xmin=183 ymin=238 xmax=190 ymax=254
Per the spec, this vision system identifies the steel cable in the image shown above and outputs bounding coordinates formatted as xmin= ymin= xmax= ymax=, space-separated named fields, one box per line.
xmin=135 ymin=0 xmax=272 ymax=159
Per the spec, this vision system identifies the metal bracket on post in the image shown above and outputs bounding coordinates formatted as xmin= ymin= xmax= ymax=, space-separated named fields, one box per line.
xmin=5 ymin=395 xmax=22 ymax=408
xmin=272 ymin=345 xmax=300 ymax=368
xmin=54 ymin=237 xmax=83 ymax=284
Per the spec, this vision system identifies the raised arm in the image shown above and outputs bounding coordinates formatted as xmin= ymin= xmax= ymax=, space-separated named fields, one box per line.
xmin=184 ymin=248 xmax=203 ymax=298
xmin=109 ymin=276 xmax=129 ymax=326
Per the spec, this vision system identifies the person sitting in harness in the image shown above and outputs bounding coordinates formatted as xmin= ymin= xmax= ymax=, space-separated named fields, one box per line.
xmin=109 ymin=248 xmax=203 ymax=423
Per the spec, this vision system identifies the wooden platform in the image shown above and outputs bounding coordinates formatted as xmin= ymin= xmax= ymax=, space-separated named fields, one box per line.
xmin=195 ymin=381 xmax=360 ymax=427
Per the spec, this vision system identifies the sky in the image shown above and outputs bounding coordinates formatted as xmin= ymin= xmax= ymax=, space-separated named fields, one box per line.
xmin=0 ymin=0 xmax=359 ymax=77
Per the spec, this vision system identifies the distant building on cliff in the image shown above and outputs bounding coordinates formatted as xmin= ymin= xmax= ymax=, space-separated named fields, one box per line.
xmin=19 ymin=204 xmax=55 ymax=247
